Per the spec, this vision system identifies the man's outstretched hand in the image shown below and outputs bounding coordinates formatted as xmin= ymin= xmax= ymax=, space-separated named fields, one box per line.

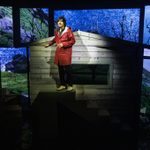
xmin=57 ymin=43 xmax=63 ymax=48
xmin=45 ymin=44 xmax=49 ymax=48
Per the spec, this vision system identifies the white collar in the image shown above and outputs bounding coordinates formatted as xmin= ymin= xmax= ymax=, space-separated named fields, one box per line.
xmin=60 ymin=26 xmax=68 ymax=36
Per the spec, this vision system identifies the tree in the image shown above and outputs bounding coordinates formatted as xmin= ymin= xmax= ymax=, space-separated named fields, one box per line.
xmin=5 ymin=54 xmax=27 ymax=73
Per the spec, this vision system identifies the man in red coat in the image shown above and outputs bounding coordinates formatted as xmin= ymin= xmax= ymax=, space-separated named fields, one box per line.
xmin=45 ymin=16 xmax=75 ymax=91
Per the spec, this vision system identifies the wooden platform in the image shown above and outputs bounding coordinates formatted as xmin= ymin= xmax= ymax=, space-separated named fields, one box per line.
xmin=31 ymin=91 xmax=137 ymax=150
xmin=32 ymin=91 xmax=110 ymax=139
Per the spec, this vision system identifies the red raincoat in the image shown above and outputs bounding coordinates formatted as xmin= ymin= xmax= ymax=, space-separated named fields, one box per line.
xmin=49 ymin=27 xmax=75 ymax=65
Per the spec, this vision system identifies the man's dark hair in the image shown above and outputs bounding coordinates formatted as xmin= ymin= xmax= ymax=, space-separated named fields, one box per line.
xmin=57 ymin=16 xmax=66 ymax=27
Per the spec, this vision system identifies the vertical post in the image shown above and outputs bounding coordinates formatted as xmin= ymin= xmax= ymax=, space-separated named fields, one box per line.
xmin=49 ymin=8 xmax=54 ymax=36
xmin=134 ymin=5 xmax=145 ymax=150
xmin=13 ymin=5 xmax=20 ymax=47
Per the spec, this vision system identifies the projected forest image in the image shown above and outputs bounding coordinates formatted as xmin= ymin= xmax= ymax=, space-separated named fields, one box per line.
xmin=20 ymin=8 xmax=49 ymax=44
xmin=143 ymin=6 xmax=150 ymax=45
xmin=55 ymin=9 xmax=140 ymax=42
xmin=141 ymin=56 xmax=150 ymax=114
xmin=0 ymin=48 xmax=28 ymax=94
xmin=0 ymin=6 xmax=13 ymax=47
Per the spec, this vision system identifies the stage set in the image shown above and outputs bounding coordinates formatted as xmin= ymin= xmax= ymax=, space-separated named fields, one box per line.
xmin=1 ymin=1 xmax=149 ymax=149
xmin=30 ymin=31 xmax=141 ymax=149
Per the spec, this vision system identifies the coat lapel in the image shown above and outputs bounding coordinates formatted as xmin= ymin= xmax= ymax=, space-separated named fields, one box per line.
xmin=58 ymin=27 xmax=68 ymax=37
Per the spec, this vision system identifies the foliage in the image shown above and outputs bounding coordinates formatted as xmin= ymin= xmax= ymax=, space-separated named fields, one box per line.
xmin=0 ymin=7 xmax=13 ymax=47
xmin=0 ymin=48 xmax=28 ymax=94
xmin=143 ymin=6 xmax=150 ymax=45
xmin=0 ymin=48 xmax=27 ymax=72
xmin=0 ymin=32 xmax=13 ymax=46
xmin=5 ymin=54 xmax=27 ymax=73
xmin=20 ymin=8 xmax=49 ymax=43
xmin=55 ymin=9 xmax=140 ymax=42
xmin=1 ymin=71 xmax=28 ymax=94
xmin=0 ymin=6 xmax=12 ymax=17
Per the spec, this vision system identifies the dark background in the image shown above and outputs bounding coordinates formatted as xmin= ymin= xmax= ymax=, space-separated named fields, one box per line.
xmin=0 ymin=0 xmax=150 ymax=150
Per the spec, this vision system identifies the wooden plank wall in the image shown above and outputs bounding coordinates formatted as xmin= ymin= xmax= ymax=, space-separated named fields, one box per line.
xmin=30 ymin=31 xmax=140 ymax=121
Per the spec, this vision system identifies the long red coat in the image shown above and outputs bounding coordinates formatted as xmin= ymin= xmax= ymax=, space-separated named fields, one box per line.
xmin=49 ymin=27 xmax=75 ymax=65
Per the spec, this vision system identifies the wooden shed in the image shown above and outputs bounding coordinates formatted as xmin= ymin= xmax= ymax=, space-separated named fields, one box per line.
xmin=30 ymin=31 xmax=141 ymax=124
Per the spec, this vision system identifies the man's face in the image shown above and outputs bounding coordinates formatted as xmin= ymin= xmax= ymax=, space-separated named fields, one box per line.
xmin=57 ymin=19 xmax=65 ymax=28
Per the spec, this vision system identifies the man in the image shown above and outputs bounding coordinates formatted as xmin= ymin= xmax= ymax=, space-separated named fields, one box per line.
xmin=45 ymin=16 xmax=75 ymax=91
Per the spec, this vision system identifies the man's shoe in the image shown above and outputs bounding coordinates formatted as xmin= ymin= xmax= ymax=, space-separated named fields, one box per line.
xmin=66 ymin=86 xmax=73 ymax=91
xmin=57 ymin=85 xmax=66 ymax=91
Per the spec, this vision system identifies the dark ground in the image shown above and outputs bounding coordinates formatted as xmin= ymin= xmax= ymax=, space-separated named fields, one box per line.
xmin=0 ymin=91 xmax=150 ymax=150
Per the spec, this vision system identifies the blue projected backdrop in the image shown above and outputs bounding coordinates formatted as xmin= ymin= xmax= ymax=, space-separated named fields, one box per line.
xmin=0 ymin=6 xmax=13 ymax=47
xmin=20 ymin=8 xmax=49 ymax=44
xmin=55 ymin=9 xmax=140 ymax=42
xmin=143 ymin=6 xmax=150 ymax=45
xmin=0 ymin=48 xmax=28 ymax=94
